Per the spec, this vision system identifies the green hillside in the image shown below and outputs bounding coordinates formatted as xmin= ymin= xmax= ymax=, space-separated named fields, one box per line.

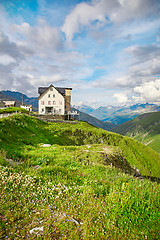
xmin=0 ymin=113 xmax=160 ymax=239
xmin=113 ymin=112 xmax=160 ymax=153
xmin=71 ymin=107 xmax=116 ymax=131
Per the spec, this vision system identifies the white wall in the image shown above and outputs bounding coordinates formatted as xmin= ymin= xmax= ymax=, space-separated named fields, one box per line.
xmin=38 ymin=86 xmax=65 ymax=115
xmin=20 ymin=105 xmax=32 ymax=112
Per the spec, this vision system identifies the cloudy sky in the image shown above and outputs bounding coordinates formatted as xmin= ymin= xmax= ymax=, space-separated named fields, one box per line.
xmin=0 ymin=0 xmax=160 ymax=107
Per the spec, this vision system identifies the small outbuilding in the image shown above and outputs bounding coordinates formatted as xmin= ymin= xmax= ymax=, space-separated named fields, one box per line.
xmin=3 ymin=101 xmax=16 ymax=107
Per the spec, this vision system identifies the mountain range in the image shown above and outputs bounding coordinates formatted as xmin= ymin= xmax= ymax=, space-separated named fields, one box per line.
xmin=1 ymin=90 xmax=160 ymax=128
xmin=0 ymin=90 xmax=38 ymax=110
xmin=73 ymin=103 xmax=160 ymax=125
xmin=0 ymin=90 xmax=115 ymax=130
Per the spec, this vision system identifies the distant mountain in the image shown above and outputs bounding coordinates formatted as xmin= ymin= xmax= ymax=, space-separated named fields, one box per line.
xmin=74 ymin=103 xmax=160 ymax=125
xmin=71 ymin=107 xmax=116 ymax=131
xmin=72 ymin=104 xmax=94 ymax=114
xmin=0 ymin=90 xmax=115 ymax=130
xmin=1 ymin=90 xmax=38 ymax=110
xmin=112 ymin=111 xmax=160 ymax=153
xmin=0 ymin=91 xmax=22 ymax=107
xmin=2 ymin=90 xmax=160 ymax=129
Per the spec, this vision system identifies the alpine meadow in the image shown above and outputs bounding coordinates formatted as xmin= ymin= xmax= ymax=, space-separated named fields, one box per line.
xmin=0 ymin=109 xmax=160 ymax=239
xmin=1 ymin=0 xmax=160 ymax=239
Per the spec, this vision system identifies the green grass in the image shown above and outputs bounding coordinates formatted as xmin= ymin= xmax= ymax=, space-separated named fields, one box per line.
xmin=0 ymin=107 xmax=30 ymax=114
xmin=0 ymin=114 xmax=160 ymax=239
xmin=0 ymin=114 xmax=159 ymax=177
xmin=145 ymin=134 xmax=160 ymax=153
xmin=113 ymin=112 xmax=160 ymax=153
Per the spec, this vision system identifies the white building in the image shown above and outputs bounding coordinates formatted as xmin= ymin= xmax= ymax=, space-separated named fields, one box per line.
xmin=38 ymin=84 xmax=72 ymax=115
xmin=20 ymin=104 xmax=32 ymax=112
xmin=3 ymin=101 xmax=16 ymax=107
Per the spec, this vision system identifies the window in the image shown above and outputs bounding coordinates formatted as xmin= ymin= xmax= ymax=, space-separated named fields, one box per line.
xmin=42 ymin=108 xmax=44 ymax=112
xmin=53 ymin=101 xmax=56 ymax=105
xmin=41 ymin=101 xmax=44 ymax=105
xmin=53 ymin=94 xmax=55 ymax=98
xmin=59 ymin=101 xmax=62 ymax=105
xmin=48 ymin=101 xmax=51 ymax=105
xmin=50 ymin=88 xmax=53 ymax=91
xmin=59 ymin=109 xmax=62 ymax=113
xmin=48 ymin=94 xmax=50 ymax=98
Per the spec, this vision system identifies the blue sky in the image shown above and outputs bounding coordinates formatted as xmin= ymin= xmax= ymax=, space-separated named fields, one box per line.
xmin=0 ymin=0 xmax=160 ymax=107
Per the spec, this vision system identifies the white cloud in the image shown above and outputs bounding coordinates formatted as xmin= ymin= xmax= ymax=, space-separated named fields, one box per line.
xmin=61 ymin=0 xmax=115 ymax=41
xmin=110 ymin=0 xmax=158 ymax=23
xmin=123 ymin=44 xmax=160 ymax=86
xmin=133 ymin=79 xmax=160 ymax=103
xmin=0 ymin=31 xmax=25 ymax=91
xmin=95 ymin=65 xmax=107 ymax=70
xmin=113 ymin=92 xmax=129 ymax=104
xmin=0 ymin=54 xmax=16 ymax=65
xmin=94 ymin=42 xmax=160 ymax=91
xmin=0 ymin=0 xmax=160 ymax=106
xmin=62 ymin=0 xmax=159 ymax=41
xmin=113 ymin=78 xmax=160 ymax=105
xmin=0 ymin=31 xmax=23 ymax=61
xmin=39 ymin=75 xmax=66 ymax=84
xmin=11 ymin=19 xmax=62 ymax=56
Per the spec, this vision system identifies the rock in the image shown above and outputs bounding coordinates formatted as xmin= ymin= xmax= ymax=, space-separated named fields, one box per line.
xmin=133 ymin=167 xmax=141 ymax=177
xmin=30 ymin=226 xmax=44 ymax=234
xmin=70 ymin=218 xmax=80 ymax=225
xmin=33 ymin=165 xmax=41 ymax=170
xmin=40 ymin=144 xmax=51 ymax=147
xmin=6 ymin=159 xmax=20 ymax=166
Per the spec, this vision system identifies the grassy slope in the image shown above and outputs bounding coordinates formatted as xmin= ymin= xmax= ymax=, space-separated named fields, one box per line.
xmin=71 ymin=107 xmax=116 ymax=131
xmin=0 ymin=107 xmax=29 ymax=114
xmin=113 ymin=112 xmax=160 ymax=153
xmin=0 ymin=114 xmax=160 ymax=177
xmin=0 ymin=114 xmax=160 ymax=239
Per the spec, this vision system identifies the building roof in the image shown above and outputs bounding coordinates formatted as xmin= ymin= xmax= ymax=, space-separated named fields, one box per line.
xmin=3 ymin=101 xmax=16 ymax=106
xmin=38 ymin=87 xmax=48 ymax=95
xmin=38 ymin=85 xmax=72 ymax=97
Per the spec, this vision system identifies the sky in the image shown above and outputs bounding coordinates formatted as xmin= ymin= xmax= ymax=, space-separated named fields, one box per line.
xmin=0 ymin=0 xmax=160 ymax=108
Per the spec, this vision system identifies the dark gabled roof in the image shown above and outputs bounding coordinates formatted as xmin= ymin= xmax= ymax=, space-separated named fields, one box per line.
xmin=38 ymin=87 xmax=48 ymax=95
xmin=38 ymin=85 xmax=72 ymax=97
xmin=55 ymin=87 xmax=65 ymax=96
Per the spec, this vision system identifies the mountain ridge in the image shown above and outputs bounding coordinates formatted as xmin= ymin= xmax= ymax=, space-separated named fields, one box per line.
xmin=0 ymin=90 xmax=115 ymax=130
xmin=1 ymin=90 xmax=160 ymax=126
xmin=74 ymin=103 xmax=160 ymax=124
xmin=1 ymin=90 xmax=38 ymax=109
